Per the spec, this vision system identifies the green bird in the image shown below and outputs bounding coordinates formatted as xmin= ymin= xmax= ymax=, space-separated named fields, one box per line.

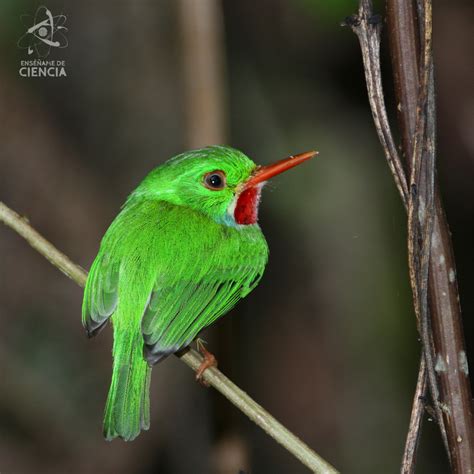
xmin=82 ymin=145 xmax=316 ymax=441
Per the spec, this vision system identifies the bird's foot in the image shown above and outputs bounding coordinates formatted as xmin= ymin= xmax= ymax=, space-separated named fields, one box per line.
xmin=195 ymin=338 xmax=218 ymax=387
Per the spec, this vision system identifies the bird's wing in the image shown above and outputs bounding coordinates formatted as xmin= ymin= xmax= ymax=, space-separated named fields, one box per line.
xmin=141 ymin=232 xmax=267 ymax=365
xmin=82 ymin=251 xmax=120 ymax=337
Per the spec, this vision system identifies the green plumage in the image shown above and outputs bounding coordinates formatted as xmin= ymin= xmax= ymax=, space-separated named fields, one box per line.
xmin=82 ymin=146 xmax=268 ymax=440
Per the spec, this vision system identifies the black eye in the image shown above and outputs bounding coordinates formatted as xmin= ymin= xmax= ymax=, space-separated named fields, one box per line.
xmin=203 ymin=170 xmax=226 ymax=190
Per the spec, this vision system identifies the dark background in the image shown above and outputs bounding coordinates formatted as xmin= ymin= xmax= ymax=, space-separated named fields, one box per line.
xmin=0 ymin=1 xmax=472 ymax=473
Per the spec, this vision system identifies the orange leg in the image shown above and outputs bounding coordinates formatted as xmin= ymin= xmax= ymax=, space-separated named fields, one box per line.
xmin=195 ymin=338 xmax=218 ymax=386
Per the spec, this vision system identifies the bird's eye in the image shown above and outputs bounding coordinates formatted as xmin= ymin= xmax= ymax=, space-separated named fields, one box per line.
xmin=203 ymin=170 xmax=226 ymax=190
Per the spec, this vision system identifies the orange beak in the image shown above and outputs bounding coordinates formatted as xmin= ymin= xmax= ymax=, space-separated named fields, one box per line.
xmin=244 ymin=150 xmax=318 ymax=189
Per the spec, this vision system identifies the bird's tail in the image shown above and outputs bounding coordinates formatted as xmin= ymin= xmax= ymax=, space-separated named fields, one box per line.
xmin=104 ymin=331 xmax=151 ymax=441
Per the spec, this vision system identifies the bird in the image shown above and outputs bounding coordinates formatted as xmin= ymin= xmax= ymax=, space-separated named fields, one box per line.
xmin=82 ymin=145 xmax=316 ymax=441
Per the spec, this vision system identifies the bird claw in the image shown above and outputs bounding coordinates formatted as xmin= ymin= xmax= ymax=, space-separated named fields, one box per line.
xmin=195 ymin=338 xmax=218 ymax=387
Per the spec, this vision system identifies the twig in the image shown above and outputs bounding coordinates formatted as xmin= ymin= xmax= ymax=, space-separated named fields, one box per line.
xmin=342 ymin=5 xmax=409 ymax=209
xmin=401 ymin=356 xmax=427 ymax=474
xmin=179 ymin=349 xmax=335 ymax=473
xmin=0 ymin=201 xmax=338 ymax=474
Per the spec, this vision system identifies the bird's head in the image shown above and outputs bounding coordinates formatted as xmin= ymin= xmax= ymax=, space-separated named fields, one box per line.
xmin=132 ymin=145 xmax=317 ymax=227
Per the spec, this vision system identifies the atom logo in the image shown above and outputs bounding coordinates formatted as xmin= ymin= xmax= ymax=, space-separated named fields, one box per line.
xmin=18 ymin=6 xmax=68 ymax=58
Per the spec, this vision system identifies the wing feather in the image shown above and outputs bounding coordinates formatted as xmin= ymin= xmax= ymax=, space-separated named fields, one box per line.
xmin=142 ymin=251 xmax=266 ymax=365
xmin=82 ymin=252 xmax=119 ymax=337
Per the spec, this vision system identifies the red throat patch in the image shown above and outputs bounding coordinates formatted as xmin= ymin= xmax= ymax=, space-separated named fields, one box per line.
xmin=234 ymin=186 xmax=262 ymax=225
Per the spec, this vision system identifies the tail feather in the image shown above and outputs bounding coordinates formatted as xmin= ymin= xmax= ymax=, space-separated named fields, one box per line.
xmin=104 ymin=332 xmax=151 ymax=441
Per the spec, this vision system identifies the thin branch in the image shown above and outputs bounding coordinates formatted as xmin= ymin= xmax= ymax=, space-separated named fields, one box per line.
xmin=0 ymin=203 xmax=88 ymax=286
xmin=0 ymin=201 xmax=338 ymax=474
xmin=401 ymin=356 xmax=427 ymax=474
xmin=342 ymin=5 xmax=409 ymax=209
xmin=179 ymin=349 xmax=335 ymax=473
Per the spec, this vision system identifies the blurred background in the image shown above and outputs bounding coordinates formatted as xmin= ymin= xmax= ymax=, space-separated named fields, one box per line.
xmin=0 ymin=0 xmax=472 ymax=472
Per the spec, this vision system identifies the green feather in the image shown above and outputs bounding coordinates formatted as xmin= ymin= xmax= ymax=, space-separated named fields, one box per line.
xmin=82 ymin=146 xmax=268 ymax=440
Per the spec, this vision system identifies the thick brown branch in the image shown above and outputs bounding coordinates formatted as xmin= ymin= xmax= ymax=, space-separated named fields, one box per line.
xmin=405 ymin=0 xmax=446 ymax=460
xmin=344 ymin=5 xmax=428 ymax=468
xmin=387 ymin=0 xmax=474 ymax=471
xmin=347 ymin=0 xmax=474 ymax=471
xmin=0 ymin=201 xmax=338 ymax=474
